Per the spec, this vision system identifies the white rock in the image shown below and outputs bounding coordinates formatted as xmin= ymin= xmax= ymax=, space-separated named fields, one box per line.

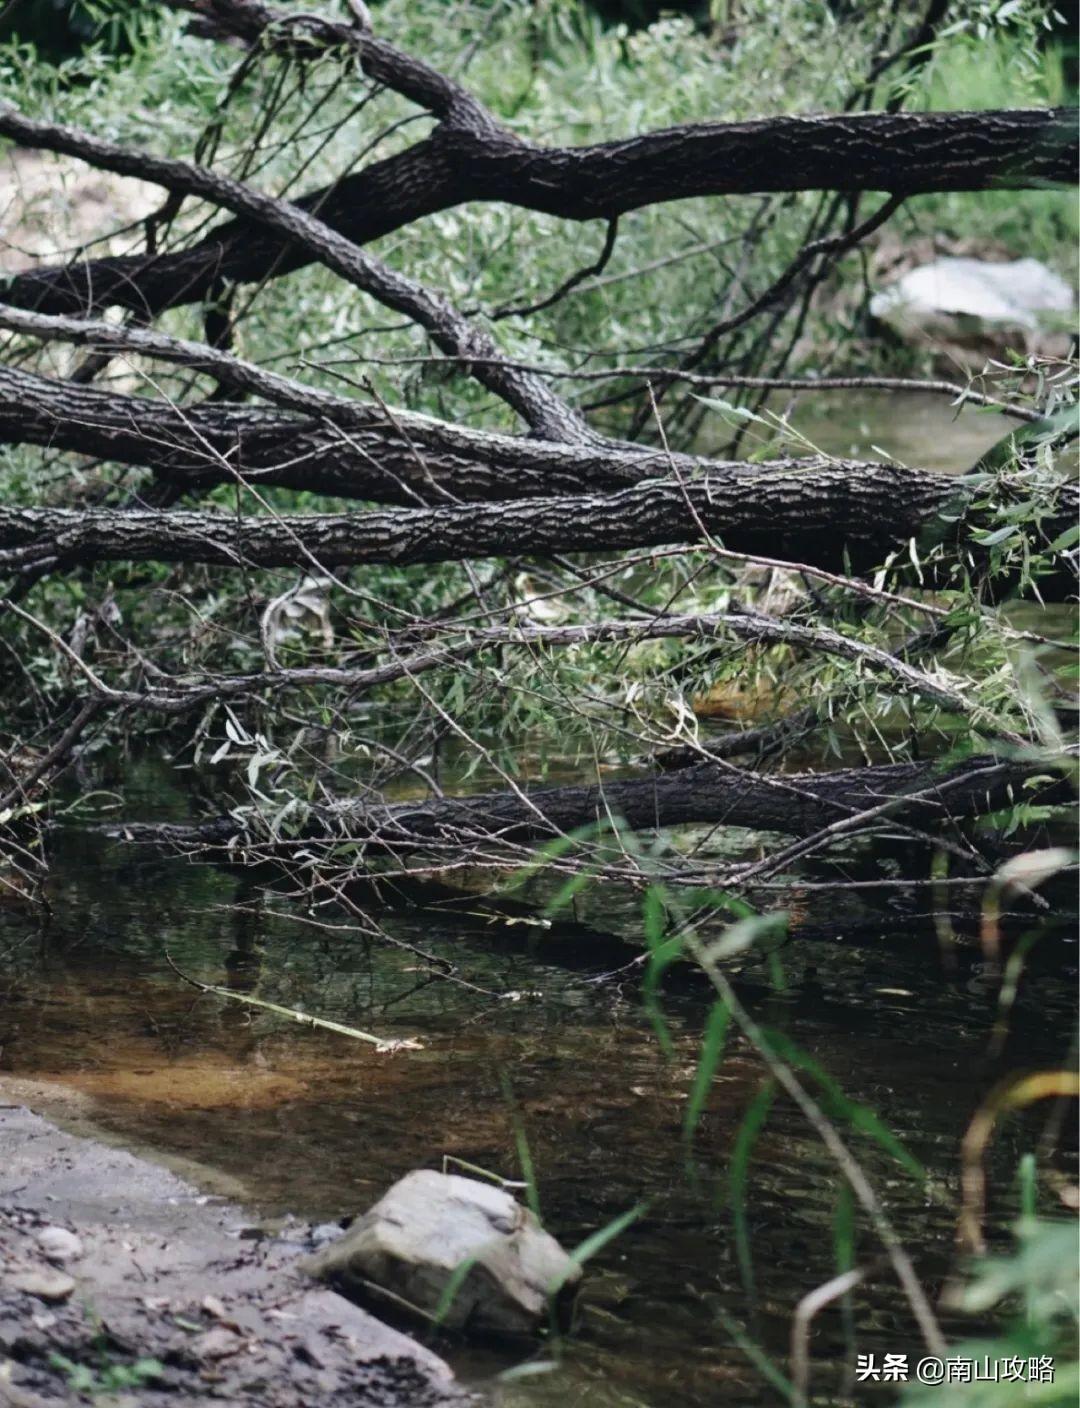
xmin=36 ymin=1226 xmax=83 ymax=1263
xmin=10 ymin=1268 xmax=76 ymax=1302
xmin=303 ymin=1170 xmax=580 ymax=1335
xmin=870 ymin=257 xmax=1074 ymax=335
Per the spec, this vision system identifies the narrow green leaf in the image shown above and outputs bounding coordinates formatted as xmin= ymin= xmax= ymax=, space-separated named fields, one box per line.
xmin=714 ymin=1307 xmax=797 ymax=1403
xmin=683 ymin=997 xmax=732 ymax=1147
xmin=432 ymin=1256 xmax=479 ymax=1326
xmin=764 ymin=1030 xmax=924 ymax=1182
xmin=727 ymin=1080 xmax=777 ymax=1298
xmin=548 ymin=1201 xmax=647 ymax=1295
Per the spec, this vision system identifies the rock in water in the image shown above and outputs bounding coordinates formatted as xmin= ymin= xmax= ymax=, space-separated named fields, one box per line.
xmin=870 ymin=257 xmax=1074 ymax=338
xmin=303 ymin=1171 xmax=580 ymax=1335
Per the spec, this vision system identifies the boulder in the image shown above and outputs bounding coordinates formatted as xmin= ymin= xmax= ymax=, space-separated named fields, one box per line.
xmin=303 ymin=1170 xmax=580 ymax=1336
xmin=870 ymin=256 xmax=1073 ymax=340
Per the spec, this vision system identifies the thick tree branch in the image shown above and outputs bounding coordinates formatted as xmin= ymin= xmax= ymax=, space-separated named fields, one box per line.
xmin=0 ymin=468 xmax=1075 ymax=592
xmin=0 ymin=104 xmax=586 ymax=442
xmin=0 ymin=356 xmax=659 ymax=503
xmin=109 ymin=751 xmax=1074 ymax=857
xmin=2 ymin=97 xmax=1072 ymax=320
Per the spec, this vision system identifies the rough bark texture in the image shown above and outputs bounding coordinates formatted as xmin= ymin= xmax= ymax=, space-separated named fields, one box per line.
xmin=2 ymin=104 xmax=1073 ymax=319
xmin=113 ymin=752 xmax=1070 ymax=856
xmin=0 ymin=467 xmax=964 ymax=570
xmin=0 ymin=361 xmax=654 ymax=504
xmin=3 ymin=469 xmax=1075 ymax=584
xmin=0 ymin=106 xmax=585 ymax=442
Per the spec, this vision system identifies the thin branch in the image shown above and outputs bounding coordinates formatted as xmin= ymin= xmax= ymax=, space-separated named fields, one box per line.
xmin=0 ymin=104 xmax=586 ymax=442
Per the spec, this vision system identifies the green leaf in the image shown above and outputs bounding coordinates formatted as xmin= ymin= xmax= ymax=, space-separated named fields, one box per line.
xmin=692 ymin=394 xmax=763 ymax=422
xmin=548 ymin=1201 xmax=647 ymax=1295
xmin=972 ymin=523 xmax=1021 ymax=547
xmin=727 ymin=1080 xmax=776 ymax=1297
xmin=683 ymin=997 xmax=732 ymax=1147
xmin=432 ymin=1256 xmax=479 ymax=1326
xmin=763 ymin=1030 xmax=925 ymax=1182
xmin=1046 ymin=523 xmax=1080 ymax=553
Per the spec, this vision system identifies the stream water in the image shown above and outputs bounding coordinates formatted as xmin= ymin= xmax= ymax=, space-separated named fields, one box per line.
xmin=1 ymin=394 xmax=1076 ymax=1407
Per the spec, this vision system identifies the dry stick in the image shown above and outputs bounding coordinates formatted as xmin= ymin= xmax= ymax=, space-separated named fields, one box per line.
xmin=0 ymin=303 xmax=363 ymax=418
xmin=0 ymin=697 xmax=102 ymax=817
xmin=0 ymin=606 xmax=1004 ymax=735
xmin=695 ymin=195 xmax=905 ymax=370
xmin=726 ymin=749 xmax=1077 ymax=891
xmin=492 ymin=215 xmax=620 ymax=321
xmin=687 ymin=935 xmax=947 ymax=1356
xmin=790 ymin=1269 xmax=865 ymax=1406
xmin=0 ymin=105 xmax=585 ymax=444
xmin=346 ymin=355 xmax=1051 ymax=425
xmin=625 ymin=194 xmax=907 ymax=439
xmin=163 ymin=950 xmax=423 ymax=1052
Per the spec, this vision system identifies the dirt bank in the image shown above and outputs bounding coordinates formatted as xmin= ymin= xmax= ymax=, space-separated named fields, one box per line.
xmin=0 ymin=1104 xmax=470 ymax=1407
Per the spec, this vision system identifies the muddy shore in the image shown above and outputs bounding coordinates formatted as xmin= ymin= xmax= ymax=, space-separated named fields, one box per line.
xmin=0 ymin=1103 xmax=470 ymax=1407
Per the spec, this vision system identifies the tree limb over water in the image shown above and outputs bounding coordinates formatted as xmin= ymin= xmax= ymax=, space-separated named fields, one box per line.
xmin=110 ymin=751 xmax=1073 ymax=860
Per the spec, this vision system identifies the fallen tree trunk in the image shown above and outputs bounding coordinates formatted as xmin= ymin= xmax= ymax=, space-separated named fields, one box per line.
xmin=1 ymin=102 xmax=1073 ymax=318
xmin=2 ymin=467 xmax=1074 ymax=590
xmin=112 ymin=752 xmax=1073 ymax=857
xmin=0 ymin=359 xmax=665 ymax=504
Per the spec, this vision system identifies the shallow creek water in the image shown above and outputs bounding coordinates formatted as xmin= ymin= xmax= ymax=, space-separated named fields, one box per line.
xmin=1 ymin=395 xmax=1077 ymax=1406
xmin=2 ymin=764 xmax=1076 ymax=1407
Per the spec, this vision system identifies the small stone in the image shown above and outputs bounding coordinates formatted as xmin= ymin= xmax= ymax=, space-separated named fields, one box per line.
xmin=310 ymin=1223 xmax=342 ymax=1247
xmin=10 ymin=1268 xmax=76 ymax=1302
xmin=36 ymin=1227 xmax=83 ymax=1263
xmin=192 ymin=1327 xmax=244 ymax=1360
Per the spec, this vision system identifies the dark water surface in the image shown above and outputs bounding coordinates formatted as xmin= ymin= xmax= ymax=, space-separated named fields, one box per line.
xmin=1 ymin=757 xmax=1076 ymax=1407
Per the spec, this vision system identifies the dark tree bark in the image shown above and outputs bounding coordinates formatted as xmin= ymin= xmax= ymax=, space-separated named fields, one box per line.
xmin=3 ymin=469 xmax=1075 ymax=588
xmin=111 ymin=751 xmax=1072 ymax=856
xmin=0 ymin=105 xmax=588 ymax=442
xmin=1 ymin=103 xmax=1073 ymax=318
xmin=0 ymin=361 xmax=652 ymax=504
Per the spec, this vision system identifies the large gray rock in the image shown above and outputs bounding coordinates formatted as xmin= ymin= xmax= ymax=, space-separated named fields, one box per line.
xmin=870 ymin=256 xmax=1073 ymax=338
xmin=303 ymin=1170 xmax=580 ymax=1336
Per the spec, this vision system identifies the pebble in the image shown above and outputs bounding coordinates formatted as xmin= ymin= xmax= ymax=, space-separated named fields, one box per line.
xmin=10 ymin=1268 xmax=76 ymax=1302
xmin=36 ymin=1226 xmax=83 ymax=1263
